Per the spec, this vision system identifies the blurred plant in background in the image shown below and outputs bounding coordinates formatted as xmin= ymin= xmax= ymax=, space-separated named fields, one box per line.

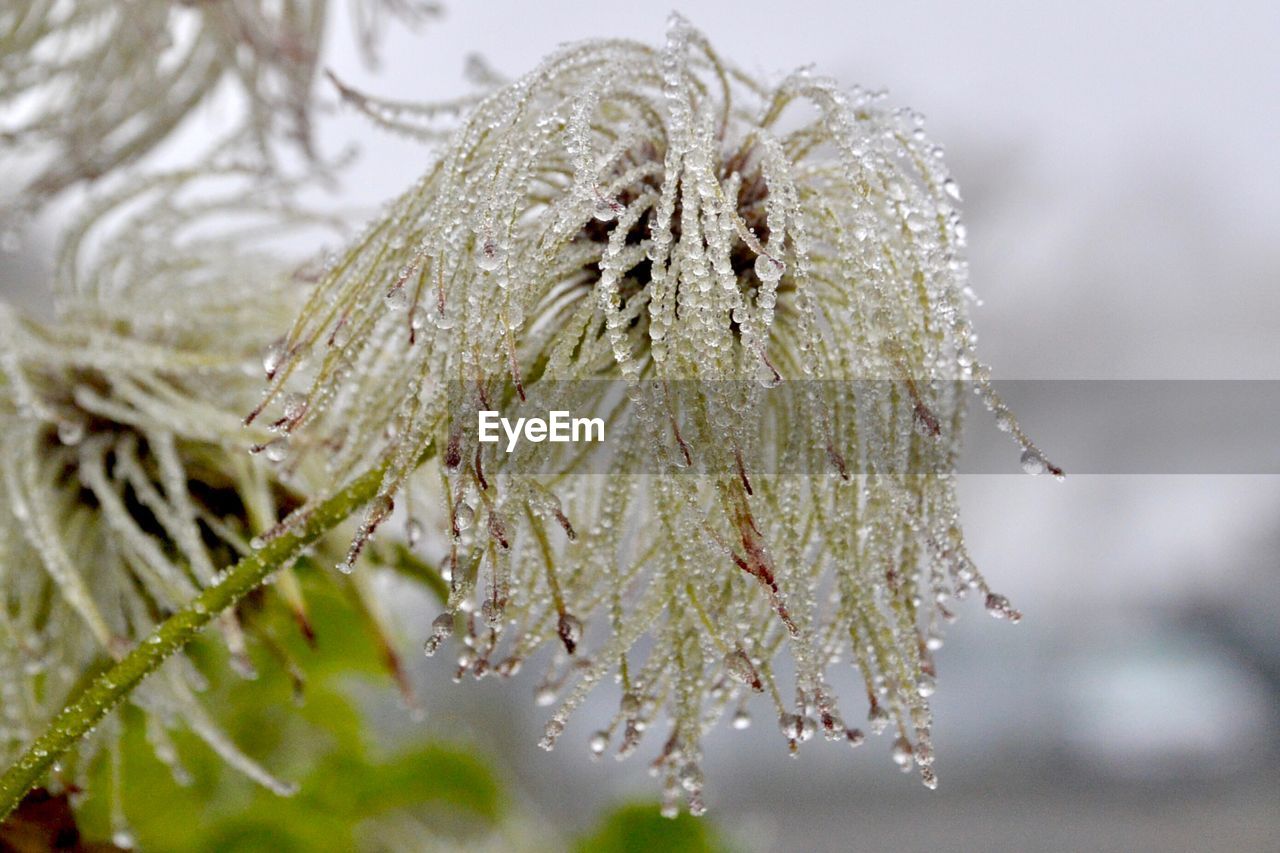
xmin=0 ymin=0 xmax=441 ymax=209
xmin=0 ymin=161 xmax=443 ymax=844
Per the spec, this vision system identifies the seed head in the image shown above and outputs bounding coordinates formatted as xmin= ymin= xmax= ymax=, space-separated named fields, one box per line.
xmin=260 ymin=14 xmax=1055 ymax=812
xmin=0 ymin=167 xmax=403 ymax=798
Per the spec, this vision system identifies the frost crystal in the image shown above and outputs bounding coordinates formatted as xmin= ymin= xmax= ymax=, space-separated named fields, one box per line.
xmin=260 ymin=14 xmax=1057 ymax=812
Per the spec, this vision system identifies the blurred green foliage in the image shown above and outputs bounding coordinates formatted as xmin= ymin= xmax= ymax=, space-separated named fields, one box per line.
xmin=49 ymin=562 xmax=729 ymax=851
xmin=574 ymin=803 xmax=730 ymax=853
xmin=72 ymin=564 xmax=501 ymax=851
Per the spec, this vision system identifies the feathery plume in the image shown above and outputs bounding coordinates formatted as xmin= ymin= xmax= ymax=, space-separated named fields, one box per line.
xmin=216 ymin=14 xmax=1056 ymax=814
xmin=0 ymin=162 xmax=422 ymax=822
xmin=0 ymin=0 xmax=441 ymax=208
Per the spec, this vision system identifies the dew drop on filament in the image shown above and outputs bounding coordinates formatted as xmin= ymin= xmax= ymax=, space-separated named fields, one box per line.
xmin=868 ymin=704 xmax=891 ymax=734
xmin=422 ymin=614 xmax=452 ymax=656
xmin=754 ymin=252 xmax=784 ymax=282
xmin=594 ymin=196 xmax=621 ymax=222
xmin=282 ymin=392 xmax=307 ymax=422
xmin=476 ymin=240 xmax=502 ymax=272
xmin=405 ymin=518 xmax=424 ymax=547
xmin=723 ymin=649 xmax=761 ymax=690
xmin=984 ymin=592 xmax=1022 ymax=623
xmin=384 ymin=286 xmax=410 ymax=311
xmin=558 ymin=611 xmax=584 ymax=653
xmin=262 ymin=339 xmax=285 ymax=377
xmin=57 ymin=419 xmax=85 ymax=446
xmin=891 ymin=736 xmax=914 ymax=769
xmin=262 ymin=437 xmax=289 ymax=463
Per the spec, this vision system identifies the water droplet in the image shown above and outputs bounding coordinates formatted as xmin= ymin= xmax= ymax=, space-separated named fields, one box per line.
xmin=754 ymin=252 xmax=784 ymax=282
xmin=891 ymin=736 xmax=914 ymax=769
xmin=422 ymin=611 xmax=454 ymax=656
xmin=57 ymin=420 xmax=85 ymax=446
xmin=406 ymin=518 xmax=424 ymax=547
xmin=778 ymin=713 xmax=800 ymax=739
xmin=678 ymin=761 xmax=703 ymax=792
xmin=481 ymin=597 xmax=503 ymax=627
xmin=384 ymin=286 xmax=410 ymax=311
xmin=410 ymin=306 xmax=430 ymax=331
xmin=588 ymin=730 xmax=609 ymax=757
xmin=1020 ymin=448 xmax=1046 ymax=476
xmin=917 ymin=673 xmax=936 ymax=697
xmin=282 ymin=393 xmax=307 ymax=422
xmin=731 ymin=709 xmax=751 ymax=730
xmin=496 ymin=657 xmax=522 ymax=677
xmin=262 ymin=437 xmax=289 ymax=463
xmin=845 ymin=728 xmax=866 ymax=747
xmin=539 ymin=718 xmax=565 ymax=750
xmin=921 ymin=767 xmax=938 ymax=789
xmin=868 ymin=704 xmax=891 ymax=734
xmin=942 ymin=178 xmax=962 ymax=201
xmin=476 ymin=240 xmax=502 ymax=272
xmin=594 ymin=196 xmax=621 ymax=221
xmin=454 ymin=502 xmax=475 ymax=531
xmin=112 ymin=829 xmax=136 ymax=849
xmin=620 ymin=692 xmax=641 ymax=717
xmin=558 ymin=612 xmax=584 ymax=653
xmin=723 ymin=649 xmax=761 ymax=690
xmin=799 ymin=716 xmax=817 ymax=741
xmin=262 ymin=339 xmax=286 ymax=377
xmin=985 ymin=592 xmax=1022 ymax=623
xmin=757 ymin=358 xmax=781 ymax=388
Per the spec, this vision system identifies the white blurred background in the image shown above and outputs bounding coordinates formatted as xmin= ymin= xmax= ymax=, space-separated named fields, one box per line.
xmin=5 ymin=2 xmax=1278 ymax=850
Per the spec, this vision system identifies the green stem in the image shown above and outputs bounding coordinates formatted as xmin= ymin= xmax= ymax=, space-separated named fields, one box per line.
xmin=0 ymin=465 xmax=386 ymax=820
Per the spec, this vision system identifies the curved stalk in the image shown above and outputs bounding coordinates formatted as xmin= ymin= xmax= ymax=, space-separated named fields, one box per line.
xmin=0 ymin=464 xmax=387 ymax=819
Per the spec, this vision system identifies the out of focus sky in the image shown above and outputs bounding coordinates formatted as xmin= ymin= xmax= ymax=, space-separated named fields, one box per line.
xmin=5 ymin=2 xmax=1279 ymax=851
